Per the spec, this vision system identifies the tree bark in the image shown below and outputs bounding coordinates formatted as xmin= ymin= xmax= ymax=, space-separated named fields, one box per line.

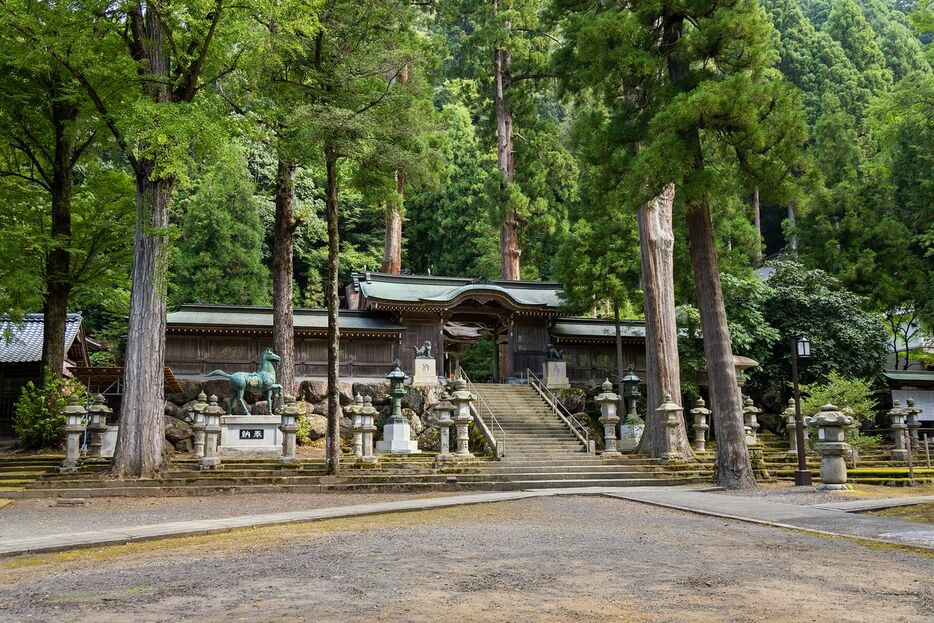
xmin=40 ymin=88 xmax=78 ymax=384
xmin=636 ymin=185 xmax=692 ymax=459
xmin=494 ymin=39 xmax=520 ymax=280
xmin=752 ymin=187 xmax=762 ymax=264
xmin=786 ymin=205 xmax=797 ymax=256
xmin=686 ymin=198 xmax=756 ymax=488
xmin=112 ymin=168 xmax=172 ymax=478
xmin=324 ymin=145 xmax=341 ymax=475
xmin=272 ymin=157 xmax=297 ymax=403
xmin=614 ymin=303 xmax=624 ymax=387
xmin=381 ymin=171 xmax=403 ymax=274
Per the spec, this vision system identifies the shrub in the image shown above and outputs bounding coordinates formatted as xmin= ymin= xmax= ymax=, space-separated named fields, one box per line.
xmin=14 ymin=371 xmax=88 ymax=450
xmin=800 ymin=372 xmax=879 ymax=453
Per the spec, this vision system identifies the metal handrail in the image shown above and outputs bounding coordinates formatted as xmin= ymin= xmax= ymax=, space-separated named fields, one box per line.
xmin=457 ymin=367 xmax=506 ymax=459
xmin=525 ymin=368 xmax=591 ymax=452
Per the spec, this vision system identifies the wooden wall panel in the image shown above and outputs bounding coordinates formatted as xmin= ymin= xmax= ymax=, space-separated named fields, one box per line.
xmin=402 ymin=318 xmax=440 ymax=377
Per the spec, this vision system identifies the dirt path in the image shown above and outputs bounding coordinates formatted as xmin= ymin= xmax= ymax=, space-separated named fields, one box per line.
xmin=1 ymin=496 xmax=932 ymax=622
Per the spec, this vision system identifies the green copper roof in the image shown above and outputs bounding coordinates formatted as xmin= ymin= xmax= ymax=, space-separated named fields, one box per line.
xmin=353 ymin=272 xmax=563 ymax=309
xmin=551 ymin=318 xmax=646 ymax=339
xmin=884 ymin=370 xmax=934 ymax=385
xmin=167 ymin=305 xmax=402 ymax=331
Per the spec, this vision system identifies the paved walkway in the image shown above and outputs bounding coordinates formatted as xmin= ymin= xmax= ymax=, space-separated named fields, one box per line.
xmin=3 ymin=486 xmax=934 ymax=558
xmin=811 ymin=494 xmax=934 ymax=513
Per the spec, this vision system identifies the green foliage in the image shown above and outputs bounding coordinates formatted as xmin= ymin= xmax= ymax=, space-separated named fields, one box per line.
xmin=458 ymin=331 xmax=495 ymax=382
xmin=170 ymin=151 xmax=271 ymax=306
xmin=296 ymin=411 xmax=313 ymax=446
xmin=14 ymin=371 xmax=87 ymax=450
xmin=800 ymin=371 xmax=877 ymax=422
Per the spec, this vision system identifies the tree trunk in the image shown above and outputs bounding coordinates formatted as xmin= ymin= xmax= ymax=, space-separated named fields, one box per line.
xmin=40 ymin=94 xmax=76 ymax=385
xmin=324 ymin=145 xmax=341 ymax=475
xmin=613 ymin=303 xmax=624 ymax=387
xmin=494 ymin=41 xmax=520 ymax=280
xmin=381 ymin=171 xmax=403 ymax=274
xmin=752 ymin=187 xmax=762 ymax=264
xmin=272 ymin=157 xmax=297 ymax=403
xmin=112 ymin=168 xmax=172 ymax=478
xmin=786 ymin=205 xmax=797 ymax=256
xmin=686 ymin=198 xmax=756 ymax=488
xmin=636 ymin=185 xmax=692 ymax=459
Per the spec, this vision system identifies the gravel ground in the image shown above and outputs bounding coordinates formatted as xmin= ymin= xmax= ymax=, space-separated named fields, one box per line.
xmin=1 ymin=496 xmax=933 ymax=622
xmin=0 ymin=492 xmax=454 ymax=541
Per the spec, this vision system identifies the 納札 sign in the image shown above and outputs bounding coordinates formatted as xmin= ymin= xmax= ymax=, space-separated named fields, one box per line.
xmin=239 ymin=429 xmax=265 ymax=440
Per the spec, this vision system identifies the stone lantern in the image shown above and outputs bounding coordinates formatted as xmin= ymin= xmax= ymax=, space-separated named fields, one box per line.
xmin=690 ymin=397 xmax=710 ymax=453
xmin=200 ymin=395 xmax=224 ymax=470
xmin=448 ymin=376 xmax=475 ymax=458
xmin=432 ymin=393 xmax=456 ymax=461
xmin=742 ymin=396 xmax=761 ymax=446
xmin=359 ymin=396 xmax=378 ymax=464
xmin=811 ymin=403 xmax=854 ymax=490
xmin=655 ymin=394 xmax=683 ymax=462
xmin=619 ymin=364 xmax=644 ymax=451
xmin=782 ymin=398 xmax=798 ymax=456
xmin=595 ymin=379 xmax=621 ymax=457
xmin=377 ymin=364 xmax=420 ymax=454
xmin=888 ymin=400 xmax=909 ymax=461
xmin=347 ymin=394 xmax=364 ymax=458
xmin=190 ymin=391 xmax=208 ymax=458
xmin=61 ymin=395 xmax=86 ymax=473
xmin=278 ymin=395 xmax=300 ymax=463
xmin=905 ymin=397 xmax=922 ymax=451
xmin=86 ymin=394 xmax=112 ymax=458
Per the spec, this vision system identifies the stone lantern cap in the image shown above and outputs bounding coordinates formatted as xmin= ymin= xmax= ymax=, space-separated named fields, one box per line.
xmin=346 ymin=393 xmax=364 ymax=417
xmin=449 ymin=377 xmax=473 ymax=402
xmin=655 ymin=393 xmax=682 ymax=416
xmin=386 ymin=364 xmax=407 ymax=383
xmin=64 ymin=394 xmax=86 ymax=427
xmin=888 ymin=400 xmax=907 ymax=419
xmin=360 ymin=395 xmax=378 ymax=416
xmin=87 ymin=393 xmax=112 ymax=417
xmin=905 ymin=397 xmax=922 ymax=416
xmin=194 ymin=391 xmax=208 ymax=410
xmin=204 ymin=395 xmax=225 ymax=416
xmin=782 ymin=398 xmax=795 ymax=417
xmin=810 ymin=403 xmax=853 ymax=427
xmin=432 ymin=393 xmax=455 ymax=420
xmin=742 ymin=396 xmax=761 ymax=415
xmin=690 ymin=397 xmax=710 ymax=417
xmin=280 ymin=395 xmax=300 ymax=417
xmin=595 ymin=379 xmax=620 ymax=403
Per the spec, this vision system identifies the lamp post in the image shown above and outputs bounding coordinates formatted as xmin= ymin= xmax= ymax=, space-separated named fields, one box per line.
xmin=791 ymin=334 xmax=812 ymax=486
xmin=621 ymin=364 xmax=641 ymax=419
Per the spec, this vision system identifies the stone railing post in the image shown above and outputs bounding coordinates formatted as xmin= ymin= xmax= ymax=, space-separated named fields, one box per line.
xmin=782 ymin=398 xmax=799 ymax=456
xmin=889 ymin=400 xmax=908 ymax=461
xmin=432 ymin=393 xmax=456 ymax=461
xmin=656 ymin=394 xmax=683 ymax=462
xmin=449 ymin=377 xmax=475 ymax=458
xmin=359 ymin=396 xmax=378 ymax=464
xmin=743 ymin=396 xmax=761 ymax=446
xmin=906 ymin=398 xmax=922 ymax=452
xmin=278 ymin=395 xmax=299 ymax=464
xmin=86 ymin=394 xmax=112 ymax=458
xmin=812 ymin=403 xmax=853 ymax=490
xmin=595 ymin=379 xmax=621 ymax=457
xmin=690 ymin=398 xmax=710 ymax=453
xmin=190 ymin=392 xmax=208 ymax=458
xmin=200 ymin=395 xmax=224 ymax=470
xmin=61 ymin=395 xmax=86 ymax=473
xmin=347 ymin=394 xmax=364 ymax=458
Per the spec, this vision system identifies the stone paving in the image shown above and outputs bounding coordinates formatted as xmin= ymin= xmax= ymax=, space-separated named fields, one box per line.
xmin=3 ymin=486 xmax=934 ymax=558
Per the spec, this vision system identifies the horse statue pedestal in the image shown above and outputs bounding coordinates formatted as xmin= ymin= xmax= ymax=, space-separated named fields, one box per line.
xmin=219 ymin=414 xmax=284 ymax=457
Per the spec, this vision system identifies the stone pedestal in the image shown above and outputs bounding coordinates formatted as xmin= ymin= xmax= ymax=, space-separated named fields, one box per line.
xmin=656 ymin=394 xmax=684 ymax=463
xmin=101 ymin=426 xmax=119 ymax=458
xmin=543 ymin=361 xmax=570 ymax=389
xmin=812 ymin=403 xmax=854 ymax=491
xmin=432 ymin=394 xmax=456 ymax=462
xmin=618 ymin=419 xmax=644 ymax=452
xmin=743 ymin=396 xmax=761 ymax=446
xmin=377 ymin=364 xmax=420 ymax=454
xmin=200 ymin=396 xmax=224 ymax=470
xmin=691 ymin=398 xmax=710 ymax=453
xmin=449 ymin=376 xmax=475 ymax=458
xmin=219 ymin=415 xmax=283 ymax=456
xmin=595 ymin=380 xmax=621 ymax=457
xmin=889 ymin=400 xmax=908 ymax=461
xmin=412 ymin=357 xmax=438 ymax=386
xmin=783 ymin=398 xmax=799 ymax=456
xmin=359 ymin=396 xmax=378 ymax=464
xmin=278 ymin=395 xmax=299 ymax=463
xmin=86 ymin=394 xmax=111 ymax=458
xmin=190 ymin=392 xmax=208 ymax=458
xmin=61 ymin=395 xmax=85 ymax=473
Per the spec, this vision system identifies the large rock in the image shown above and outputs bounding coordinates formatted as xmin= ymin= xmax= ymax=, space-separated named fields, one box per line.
xmin=554 ymin=387 xmax=587 ymax=414
xmin=339 ymin=416 xmax=354 ymax=439
xmin=201 ymin=379 xmax=232 ymax=402
xmin=312 ymin=402 xmax=343 ymax=419
xmin=402 ymin=408 xmax=424 ymax=436
xmin=163 ymin=400 xmax=181 ymax=419
xmin=164 ymin=415 xmax=193 ymax=451
xmin=299 ymin=379 xmax=354 ymax=405
xmin=166 ymin=378 xmax=202 ymax=405
xmin=403 ymin=385 xmax=445 ymax=416
xmin=304 ymin=414 xmax=328 ymax=441
xmin=352 ymin=381 xmax=390 ymax=406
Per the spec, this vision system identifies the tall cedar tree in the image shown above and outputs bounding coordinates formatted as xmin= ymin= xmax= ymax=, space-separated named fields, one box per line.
xmin=554 ymin=0 xmax=807 ymax=487
xmin=2 ymin=0 xmax=247 ymax=477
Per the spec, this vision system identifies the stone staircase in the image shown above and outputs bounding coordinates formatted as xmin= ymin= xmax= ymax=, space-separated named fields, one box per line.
xmin=469 ymin=383 xmax=712 ymax=488
xmin=0 ymin=455 xmax=68 ymax=494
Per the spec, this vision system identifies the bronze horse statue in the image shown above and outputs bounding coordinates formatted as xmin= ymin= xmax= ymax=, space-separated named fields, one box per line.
xmin=206 ymin=348 xmax=283 ymax=415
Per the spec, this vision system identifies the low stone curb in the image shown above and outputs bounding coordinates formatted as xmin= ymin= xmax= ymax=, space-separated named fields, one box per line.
xmin=811 ymin=495 xmax=934 ymax=513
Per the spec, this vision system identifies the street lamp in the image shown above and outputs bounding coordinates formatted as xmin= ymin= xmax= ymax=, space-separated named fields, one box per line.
xmin=621 ymin=363 xmax=642 ymax=419
xmin=791 ymin=335 xmax=812 ymax=486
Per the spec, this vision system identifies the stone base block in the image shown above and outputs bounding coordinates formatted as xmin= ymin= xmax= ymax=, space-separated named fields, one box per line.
xmin=543 ymin=361 xmax=570 ymax=389
xmin=219 ymin=415 xmax=283 ymax=456
xmin=376 ymin=419 xmax=421 ymax=454
xmin=412 ymin=357 xmax=438 ymax=385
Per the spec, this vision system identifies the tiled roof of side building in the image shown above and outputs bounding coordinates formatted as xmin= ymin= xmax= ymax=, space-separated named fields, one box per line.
xmin=352 ymin=272 xmax=564 ymax=308
xmin=551 ymin=318 xmax=647 ymax=339
xmin=0 ymin=313 xmax=83 ymax=363
xmin=166 ymin=305 xmax=403 ymax=331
